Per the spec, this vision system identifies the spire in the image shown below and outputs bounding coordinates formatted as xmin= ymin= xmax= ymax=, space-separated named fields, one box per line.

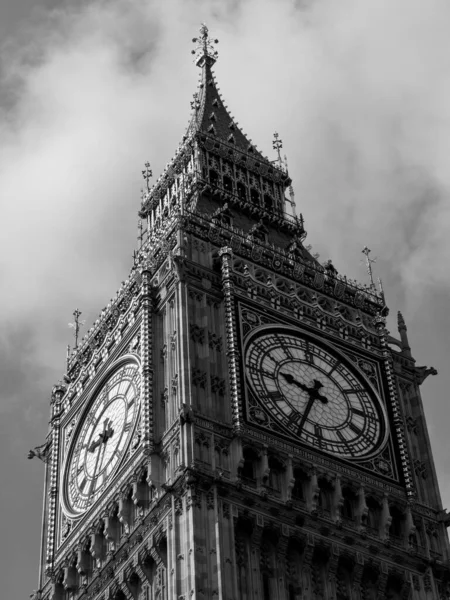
xmin=397 ymin=311 xmax=412 ymax=357
xmin=139 ymin=24 xmax=292 ymax=221
xmin=188 ymin=24 xmax=283 ymax=169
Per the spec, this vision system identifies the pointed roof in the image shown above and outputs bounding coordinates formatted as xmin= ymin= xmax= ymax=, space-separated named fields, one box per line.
xmin=188 ymin=24 xmax=276 ymax=166
xmin=139 ymin=24 xmax=290 ymax=217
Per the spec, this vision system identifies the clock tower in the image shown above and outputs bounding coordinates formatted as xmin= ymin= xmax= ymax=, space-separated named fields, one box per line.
xmin=32 ymin=24 xmax=450 ymax=600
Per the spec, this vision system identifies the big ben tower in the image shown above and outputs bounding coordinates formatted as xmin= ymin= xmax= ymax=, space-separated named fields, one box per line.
xmin=32 ymin=24 xmax=450 ymax=600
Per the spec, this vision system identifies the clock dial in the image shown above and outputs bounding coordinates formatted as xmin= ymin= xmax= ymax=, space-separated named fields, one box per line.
xmin=64 ymin=361 xmax=140 ymax=515
xmin=244 ymin=326 xmax=387 ymax=459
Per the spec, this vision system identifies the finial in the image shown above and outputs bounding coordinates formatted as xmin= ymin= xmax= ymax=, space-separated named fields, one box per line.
xmin=272 ymin=132 xmax=283 ymax=166
xmin=66 ymin=344 xmax=70 ymax=371
xmin=361 ymin=246 xmax=376 ymax=289
xmin=68 ymin=309 xmax=85 ymax=349
xmin=397 ymin=310 xmax=411 ymax=357
xmin=191 ymin=23 xmax=219 ymax=68
xmin=142 ymin=161 xmax=152 ymax=192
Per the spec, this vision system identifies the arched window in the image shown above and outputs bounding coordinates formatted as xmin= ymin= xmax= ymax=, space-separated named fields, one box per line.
xmin=241 ymin=447 xmax=259 ymax=486
xmin=264 ymin=195 xmax=273 ymax=211
xmin=318 ymin=478 xmax=333 ymax=513
xmin=268 ymin=456 xmax=284 ymax=493
xmin=286 ymin=538 xmax=303 ymax=597
xmin=342 ymin=487 xmax=356 ymax=521
xmin=385 ymin=574 xmax=403 ymax=600
xmin=250 ymin=188 xmax=260 ymax=204
xmin=209 ymin=169 xmax=219 ymax=187
xmin=223 ymin=175 xmax=233 ymax=193
xmin=235 ymin=517 xmax=252 ymax=599
xmin=362 ymin=566 xmax=379 ymax=600
xmin=337 ymin=557 xmax=353 ymax=599
xmin=237 ymin=182 xmax=247 ymax=201
xmin=366 ymin=497 xmax=381 ymax=533
xmin=389 ymin=506 xmax=404 ymax=540
xmin=292 ymin=468 xmax=308 ymax=501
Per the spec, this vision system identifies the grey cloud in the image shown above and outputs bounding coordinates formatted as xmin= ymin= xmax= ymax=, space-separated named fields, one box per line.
xmin=2 ymin=0 xmax=450 ymax=597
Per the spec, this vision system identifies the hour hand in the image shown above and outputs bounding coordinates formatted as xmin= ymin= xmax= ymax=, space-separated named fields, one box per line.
xmin=280 ymin=372 xmax=308 ymax=392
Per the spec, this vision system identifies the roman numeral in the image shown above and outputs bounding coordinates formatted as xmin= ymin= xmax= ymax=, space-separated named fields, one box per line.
xmin=79 ymin=477 xmax=88 ymax=492
xmin=314 ymin=425 xmax=323 ymax=448
xmin=127 ymin=398 xmax=135 ymax=409
xmin=115 ymin=448 xmax=124 ymax=459
xmin=248 ymin=365 xmax=275 ymax=379
xmin=328 ymin=361 xmax=340 ymax=376
xmin=351 ymin=407 xmax=376 ymax=420
xmin=267 ymin=391 xmax=284 ymax=403
xmin=124 ymin=422 xmax=132 ymax=432
xmin=348 ymin=422 xmax=363 ymax=436
xmin=275 ymin=336 xmax=294 ymax=359
xmin=287 ymin=411 xmax=302 ymax=426
xmin=304 ymin=343 xmax=314 ymax=364
xmin=337 ymin=431 xmax=354 ymax=456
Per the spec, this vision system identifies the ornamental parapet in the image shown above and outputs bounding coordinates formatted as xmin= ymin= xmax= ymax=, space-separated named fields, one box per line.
xmin=183 ymin=206 xmax=385 ymax=315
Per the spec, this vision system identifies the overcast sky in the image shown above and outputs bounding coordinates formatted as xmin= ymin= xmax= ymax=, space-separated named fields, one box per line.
xmin=1 ymin=0 xmax=450 ymax=597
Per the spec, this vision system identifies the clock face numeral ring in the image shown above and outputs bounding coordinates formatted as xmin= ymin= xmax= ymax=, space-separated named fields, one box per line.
xmin=62 ymin=360 xmax=140 ymax=516
xmin=244 ymin=325 xmax=388 ymax=459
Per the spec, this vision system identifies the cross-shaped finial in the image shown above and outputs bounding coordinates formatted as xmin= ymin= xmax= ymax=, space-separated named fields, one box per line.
xmin=272 ymin=132 xmax=283 ymax=163
xmin=191 ymin=23 xmax=219 ymax=68
xmin=68 ymin=309 xmax=85 ymax=349
xmin=142 ymin=161 xmax=152 ymax=192
xmin=361 ymin=246 xmax=377 ymax=288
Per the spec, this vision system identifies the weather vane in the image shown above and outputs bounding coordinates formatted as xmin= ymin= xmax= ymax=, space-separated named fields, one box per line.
xmin=272 ymin=132 xmax=283 ymax=165
xmin=191 ymin=23 xmax=219 ymax=67
xmin=142 ymin=161 xmax=152 ymax=192
xmin=68 ymin=309 xmax=85 ymax=349
xmin=361 ymin=246 xmax=377 ymax=288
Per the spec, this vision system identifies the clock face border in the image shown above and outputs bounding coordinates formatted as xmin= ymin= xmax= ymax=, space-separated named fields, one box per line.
xmin=242 ymin=323 xmax=390 ymax=462
xmin=60 ymin=355 xmax=141 ymax=519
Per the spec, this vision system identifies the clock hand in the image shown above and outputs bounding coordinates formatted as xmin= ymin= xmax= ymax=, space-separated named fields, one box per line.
xmin=280 ymin=372 xmax=309 ymax=393
xmin=296 ymin=393 xmax=317 ymax=436
xmin=280 ymin=373 xmax=329 ymax=405
xmin=87 ymin=440 xmax=103 ymax=500
xmin=309 ymin=379 xmax=329 ymax=405
xmin=87 ymin=418 xmax=114 ymax=500
xmin=280 ymin=374 xmax=330 ymax=435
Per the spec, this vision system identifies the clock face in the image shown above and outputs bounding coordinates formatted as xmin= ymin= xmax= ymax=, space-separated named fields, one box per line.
xmin=63 ymin=361 xmax=140 ymax=515
xmin=244 ymin=326 xmax=387 ymax=459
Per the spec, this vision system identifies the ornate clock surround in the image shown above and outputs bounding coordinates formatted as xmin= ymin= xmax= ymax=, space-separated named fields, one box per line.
xmin=237 ymin=300 xmax=400 ymax=481
xmin=60 ymin=355 xmax=141 ymax=520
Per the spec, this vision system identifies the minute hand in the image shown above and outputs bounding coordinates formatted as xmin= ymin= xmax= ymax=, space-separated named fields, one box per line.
xmin=296 ymin=393 xmax=317 ymax=435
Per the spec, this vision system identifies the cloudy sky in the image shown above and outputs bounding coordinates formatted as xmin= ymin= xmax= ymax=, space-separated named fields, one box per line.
xmin=1 ymin=0 xmax=450 ymax=596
